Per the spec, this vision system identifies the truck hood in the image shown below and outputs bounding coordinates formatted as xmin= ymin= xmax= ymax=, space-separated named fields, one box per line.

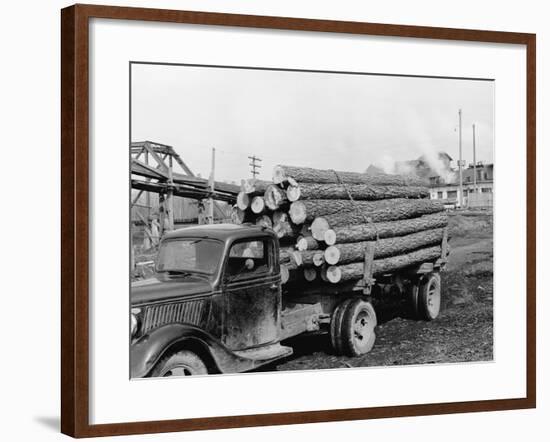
xmin=131 ymin=274 xmax=213 ymax=305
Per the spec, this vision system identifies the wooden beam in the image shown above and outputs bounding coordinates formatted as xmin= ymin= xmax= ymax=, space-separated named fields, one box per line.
xmin=362 ymin=242 xmax=376 ymax=294
xmin=131 ymin=179 xmax=237 ymax=203
xmin=131 ymin=159 xmax=169 ymax=180
xmin=131 ymin=189 xmax=144 ymax=206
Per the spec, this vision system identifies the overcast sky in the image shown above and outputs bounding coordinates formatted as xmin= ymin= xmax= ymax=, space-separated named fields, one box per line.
xmin=131 ymin=63 xmax=494 ymax=183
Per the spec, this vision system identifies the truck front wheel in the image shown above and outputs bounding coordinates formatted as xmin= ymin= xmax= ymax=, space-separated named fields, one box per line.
xmin=331 ymin=298 xmax=377 ymax=356
xmin=151 ymin=350 xmax=208 ymax=377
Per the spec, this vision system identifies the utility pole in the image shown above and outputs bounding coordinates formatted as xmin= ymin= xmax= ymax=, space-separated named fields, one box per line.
xmin=207 ymin=147 xmax=216 ymax=224
xmin=472 ymin=124 xmax=477 ymax=196
xmin=458 ymin=109 xmax=464 ymax=208
xmin=166 ymin=155 xmax=174 ymax=231
xmin=248 ymin=155 xmax=262 ymax=178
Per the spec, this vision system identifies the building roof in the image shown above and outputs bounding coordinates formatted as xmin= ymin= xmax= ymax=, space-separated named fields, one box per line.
xmin=365 ymin=164 xmax=384 ymax=175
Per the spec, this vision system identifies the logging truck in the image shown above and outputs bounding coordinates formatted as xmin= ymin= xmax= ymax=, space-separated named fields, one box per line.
xmin=130 ymin=223 xmax=447 ymax=377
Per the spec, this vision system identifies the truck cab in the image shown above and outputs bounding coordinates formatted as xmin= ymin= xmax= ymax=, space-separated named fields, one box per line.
xmin=130 ymin=224 xmax=296 ymax=377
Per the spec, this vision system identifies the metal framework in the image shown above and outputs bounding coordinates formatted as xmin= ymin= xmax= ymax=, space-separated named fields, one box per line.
xmin=130 ymin=140 xmax=239 ymax=232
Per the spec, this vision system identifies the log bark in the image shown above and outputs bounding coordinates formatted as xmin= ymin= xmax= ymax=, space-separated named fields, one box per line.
xmin=264 ymin=184 xmax=288 ymax=210
xmin=326 ymin=246 xmax=442 ymax=283
xmin=324 ymin=212 xmax=448 ymax=245
xmin=294 ymin=183 xmax=429 ymax=201
xmin=273 ymin=164 xmax=426 ymax=187
xmin=324 ymin=228 xmax=445 ymax=265
xmin=310 ymin=199 xmax=444 ymax=239
xmin=290 ymin=198 xmax=425 ymax=224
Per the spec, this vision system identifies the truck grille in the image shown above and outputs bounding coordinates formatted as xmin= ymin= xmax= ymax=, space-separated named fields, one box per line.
xmin=142 ymin=300 xmax=207 ymax=333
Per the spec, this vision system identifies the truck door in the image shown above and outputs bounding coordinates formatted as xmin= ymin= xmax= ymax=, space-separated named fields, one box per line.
xmin=222 ymin=238 xmax=281 ymax=351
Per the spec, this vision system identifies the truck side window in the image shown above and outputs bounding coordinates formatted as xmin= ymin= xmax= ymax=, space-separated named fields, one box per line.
xmin=226 ymin=240 xmax=269 ymax=279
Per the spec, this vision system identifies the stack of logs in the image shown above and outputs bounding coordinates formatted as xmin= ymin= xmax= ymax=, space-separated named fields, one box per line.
xmin=231 ymin=165 xmax=448 ymax=286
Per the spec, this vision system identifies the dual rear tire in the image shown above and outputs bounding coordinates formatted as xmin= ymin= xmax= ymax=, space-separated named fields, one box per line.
xmin=330 ymin=298 xmax=377 ymax=356
xmin=410 ymin=272 xmax=441 ymax=321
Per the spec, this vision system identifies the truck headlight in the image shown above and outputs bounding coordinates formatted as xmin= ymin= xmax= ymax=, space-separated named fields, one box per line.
xmin=131 ymin=308 xmax=141 ymax=337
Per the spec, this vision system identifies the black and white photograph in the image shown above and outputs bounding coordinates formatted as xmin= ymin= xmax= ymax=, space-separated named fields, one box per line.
xmin=129 ymin=63 xmax=494 ymax=379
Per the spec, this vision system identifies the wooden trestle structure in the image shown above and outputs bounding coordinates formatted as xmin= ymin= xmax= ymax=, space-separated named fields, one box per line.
xmin=131 ymin=141 xmax=239 ymax=235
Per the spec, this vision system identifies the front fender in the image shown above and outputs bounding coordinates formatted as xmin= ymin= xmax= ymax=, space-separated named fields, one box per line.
xmin=130 ymin=324 xmax=253 ymax=378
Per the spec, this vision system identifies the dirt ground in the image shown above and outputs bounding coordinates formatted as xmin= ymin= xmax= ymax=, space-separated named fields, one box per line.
xmin=264 ymin=210 xmax=494 ymax=372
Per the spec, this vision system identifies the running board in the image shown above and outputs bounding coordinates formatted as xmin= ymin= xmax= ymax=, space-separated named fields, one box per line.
xmin=233 ymin=343 xmax=293 ymax=364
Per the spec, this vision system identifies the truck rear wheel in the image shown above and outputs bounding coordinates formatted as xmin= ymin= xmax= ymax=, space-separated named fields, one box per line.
xmin=418 ymin=273 xmax=441 ymax=321
xmin=408 ymin=279 xmax=421 ymax=318
xmin=330 ymin=298 xmax=354 ymax=355
xmin=151 ymin=350 xmax=208 ymax=377
xmin=331 ymin=298 xmax=377 ymax=356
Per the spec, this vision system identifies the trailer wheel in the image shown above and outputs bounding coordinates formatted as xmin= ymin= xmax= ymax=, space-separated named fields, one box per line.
xmin=330 ymin=298 xmax=355 ymax=355
xmin=342 ymin=299 xmax=377 ymax=356
xmin=418 ymin=273 xmax=441 ymax=321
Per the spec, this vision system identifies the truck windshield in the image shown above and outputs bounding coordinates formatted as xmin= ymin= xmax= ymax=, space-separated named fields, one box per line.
xmin=156 ymin=238 xmax=223 ymax=275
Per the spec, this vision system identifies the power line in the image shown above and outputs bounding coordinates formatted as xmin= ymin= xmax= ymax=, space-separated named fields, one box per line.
xmin=248 ymin=155 xmax=262 ymax=178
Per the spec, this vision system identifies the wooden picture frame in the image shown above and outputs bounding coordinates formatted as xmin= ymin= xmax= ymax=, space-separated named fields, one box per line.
xmin=61 ymin=3 xmax=536 ymax=438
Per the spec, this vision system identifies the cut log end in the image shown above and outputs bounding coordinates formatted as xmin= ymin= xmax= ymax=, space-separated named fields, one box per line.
xmin=324 ymin=246 xmax=341 ymax=265
xmin=289 ymin=201 xmax=307 ymax=225
xmin=242 ymin=178 xmax=255 ymax=194
xmin=272 ymin=165 xmax=287 ymax=184
xmin=291 ymin=251 xmax=303 ymax=267
xmin=311 ymin=217 xmax=330 ymax=241
xmin=324 ymin=229 xmax=336 ymax=245
xmin=296 ymin=236 xmax=308 ymax=251
xmin=251 ymin=196 xmax=265 ymax=214
xmin=312 ymin=251 xmax=325 ymax=267
xmin=255 ymin=214 xmax=273 ymax=229
xmin=296 ymin=235 xmax=319 ymax=251
xmin=303 ymin=267 xmax=317 ymax=282
xmin=286 ymin=185 xmax=301 ymax=202
xmin=280 ymin=265 xmax=290 ymax=284
xmin=326 ymin=266 xmax=342 ymax=284
xmin=264 ymin=184 xmax=287 ymax=211
xmin=236 ymin=192 xmax=250 ymax=210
